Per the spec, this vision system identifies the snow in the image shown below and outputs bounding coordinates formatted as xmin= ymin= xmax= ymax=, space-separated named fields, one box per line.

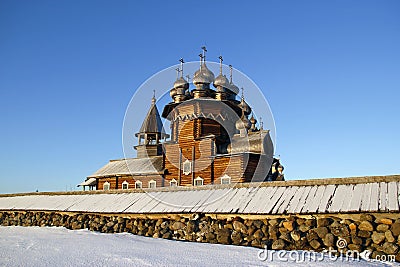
xmin=0 ymin=226 xmax=398 ymax=267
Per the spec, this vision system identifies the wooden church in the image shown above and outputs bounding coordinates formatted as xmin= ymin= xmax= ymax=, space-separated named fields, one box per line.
xmin=79 ymin=48 xmax=284 ymax=190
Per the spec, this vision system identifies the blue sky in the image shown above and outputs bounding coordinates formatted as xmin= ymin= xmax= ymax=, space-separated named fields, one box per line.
xmin=0 ymin=0 xmax=399 ymax=193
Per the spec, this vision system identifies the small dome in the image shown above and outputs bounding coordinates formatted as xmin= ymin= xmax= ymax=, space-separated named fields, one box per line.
xmin=193 ymin=63 xmax=215 ymax=85
xmin=192 ymin=71 xmax=208 ymax=85
xmin=170 ymin=88 xmax=177 ymax=98
xmin=235 ymin=115 xmax=251 ymax=130
xmin=173 ymin=77 xmax=189 ymax=90
xmin=213 ymin=74 xmax=230 ymax=91
xmin=239 ymin=98 xmax=252 ymax=115
xmin=250 ymin=115 xmax=257 ymax=125
xmin=228 ymin=82 xmax=240 ymax=95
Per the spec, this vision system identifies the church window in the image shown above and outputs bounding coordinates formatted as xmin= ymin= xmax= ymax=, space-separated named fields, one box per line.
xmin=183 ymin=159 xmax=191 ymax=175
xmin=220 ymin=175 xmax=231 ymax=185
xmin=122 ymin=181 xmax=129 ymax=190
xmin=149 ymin=180 xmax=156 ymax=189
xmin=103 ymin=182 xmax=110 ymax=191
xmin=170 ymin=179 xmax=177 ymax=187
xmin=194 ymin=176 xmax=204 ymax=186
xmin=135 ymin=180 xmax=142 ymax=189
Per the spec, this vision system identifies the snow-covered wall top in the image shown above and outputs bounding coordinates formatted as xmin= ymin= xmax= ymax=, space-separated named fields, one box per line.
xmin=0 ymin=175 xmax=399 ymax=214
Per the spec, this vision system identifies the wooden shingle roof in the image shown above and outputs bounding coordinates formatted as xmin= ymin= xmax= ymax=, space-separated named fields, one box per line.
xmin=1 ymin=175 xmax=399 ymax=215
xmin=88 ymin=156 xmax=163 ymax=178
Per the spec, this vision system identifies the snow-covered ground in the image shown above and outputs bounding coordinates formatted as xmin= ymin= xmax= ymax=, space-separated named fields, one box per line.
xmin=0 ymin=226 xmax=398 ymax=267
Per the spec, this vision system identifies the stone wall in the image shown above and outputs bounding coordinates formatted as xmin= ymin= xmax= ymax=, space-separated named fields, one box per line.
xmin=1 ymin=211 xmax=399 ymax=262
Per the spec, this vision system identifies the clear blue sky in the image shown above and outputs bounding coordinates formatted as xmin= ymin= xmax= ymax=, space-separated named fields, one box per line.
xmin=0 ymin=0 xmax=399 ymax=193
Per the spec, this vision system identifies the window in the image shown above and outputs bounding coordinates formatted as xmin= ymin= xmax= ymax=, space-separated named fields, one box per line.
xmin=194 ymin=176 xmax=204 ymax=186
xmin=183 ymin=159 xmax=191 ymax=175
xmin=170 ymin=178 xmax=177 ymax=187
xmin=122 ymin=181 xmax=129 ymax=190
xmin=149 ymin=180 xmax=156 ymax=189
xmin=135 ymin=180 xmax=142 ymax=189
xmin=220 ymin=175 xmax=231 ymax=185
xmin=103 ymin=181 xmax=110 ymax=191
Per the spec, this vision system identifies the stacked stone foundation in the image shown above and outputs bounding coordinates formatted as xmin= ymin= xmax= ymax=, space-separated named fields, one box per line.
xmin=1 ymin=210 xmax=399 ymax=262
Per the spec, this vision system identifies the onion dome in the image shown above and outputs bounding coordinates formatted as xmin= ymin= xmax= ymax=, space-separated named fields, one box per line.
xmin=228 ymin=82 xmax=240 ymax=95
xmin=213 ymin=74 xmax=230 ymax=92
xmin=250 ymin=115 xmax=257 ymax=125
xmin=235 ymin=114 xmax=251 ymax=130
xmin=170 ymin=87 xmax=177 ymax=98
xmin=239 ymin=97 xmax=252 ymax=115
xmin=173 ymin=76 xmax=189 ymax=90
xmin=193 ymin=63 xmax=215 ymax=85
xmin=250 ymin=115 xmax=257 ymax=131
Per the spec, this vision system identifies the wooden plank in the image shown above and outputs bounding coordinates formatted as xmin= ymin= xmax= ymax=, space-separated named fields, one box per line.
xmin=277 ymin=186 xmax=300 ymax=214
xmin=270 ymin=186 xmax=294 ymax=214
xmin=226 ymin=187 xmax=255 ymax=213
xmin=238 ymin=187 xmax=263 ymax=213
xmin=379 ymin=182 xmax=388 ymax=212
xmin=369 ymin=183 xmax=379 ymax=212
xmin=329 ymin=184 xmax=353 ymax=213
xmin=347 ymin=183 xmax=364 ymax=212
xmin=360 ymin=183 xmax=372 ymax=211
xmin=387 ymin=182 xmax=399 ymax=211
xmin=303 ymin=185 xmax=319 ymax=213
xmin=214 ymin=188 xmax=240 ymax=213
xmin=296 ymin=186 xmax=313 ymax=213
xmin=317 ymin=184 xmax=336 ymax=213
xmin=286 ymin=186 xmax=307 ymax=214
xmin=263 ymin=186 xmax=285 ymax=214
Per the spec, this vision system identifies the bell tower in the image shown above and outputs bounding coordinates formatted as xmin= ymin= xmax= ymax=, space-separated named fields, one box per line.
xmin=134 ymin=92 xmax=169 ymax=158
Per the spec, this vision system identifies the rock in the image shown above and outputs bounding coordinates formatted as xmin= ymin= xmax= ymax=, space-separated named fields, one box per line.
xmin=379 ymin=218 xmax=393 ymax=225
xmin=269 ymin=219 xmax=279 ymax=226
xmin=306 ymin=231 xmax=319 ymax=242
xmin=205 ymin=232 xmax=216 ymax=242
xmin=323 ymin=233 xmax=335 ymax=247
xmin=282 ymin=221 xmax=293 ymax=231
xmin=348 ymin=244 xmax=361 ymax=251
xmin=233 ymin=221 xmax=247 ymax=234
xmin=349 ymin=223 xmax=357 ymax=231
xmin=295 ymin=218 xmax=304 ymax=225
xmin=272 ymin=239 xmax=286 ymax=250
xmin=186 ymin=221 xmax=196 ymax=233
xmin=352 ymin=236 xmax=363 ymax=245
xmin=371 ymin=232 xmax=385 ymax=244
xmin=359 ymin=221 xmax=374 ymax=231
xmin=254 ymin=229 xmax=264 ymax=239
xmin=217 ymin=228 xmax=231 ymax=244
xmin=391 ymin=223 xmax=400 ymax=237
xmin=377 ymin=224 xmax=390 ymax=232
xmin=314 ymin=227 xmax=329 ymax=239
xmin=162 ymin=232 xmax=172 ymax=239
xmin=309 ymin=239 xmax=321 ymax=250
xmin=317 ymin=218 xmax=330 ymax=227
xmin=385 ymin=230 xmax=395 ymax=242
xmin=358 ymin=230 xmax=371 ymax=238
xmin=268 ymin=226 xmax=278 ymax=240
xmin=280 ymin=232 xmax=291 ymax=243
xmin=299 ymin=224 xmax=310 ymax=233
xmin=382 ymin=242 xmax=399 ymax=255
xmin=170 ymin=221 xmax=185 ymax=231
xmin=253 ymin=220 xmax=263 ymax=229
xmin=305 ymin=219 xmax=316 ymax=227
xmin=71 ymin=222 xmax=81 ymax=230
xmin=290 ymin=231 xmax=301 ymax=241
xmin=231 ymin=231 xmax=243 ymax=245
xmin=360 ymin=214 xmax=374 ymax=222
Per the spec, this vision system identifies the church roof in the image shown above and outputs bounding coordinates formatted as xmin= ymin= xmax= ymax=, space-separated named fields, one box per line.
xmin=136 ymin=98 xmax=167 ymax=136
xmin=88 ymin=156 xmax=163 ymax=178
